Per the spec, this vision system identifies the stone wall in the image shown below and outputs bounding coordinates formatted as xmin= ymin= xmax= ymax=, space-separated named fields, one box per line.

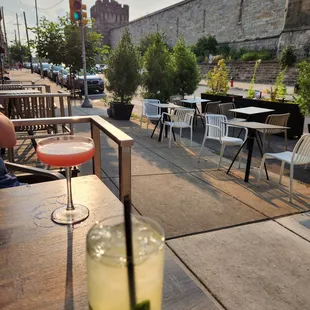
xmin=199 ymin=61 xmax=298 ymax=86
xmin=110 ymin=0 xmax=287 ymax=49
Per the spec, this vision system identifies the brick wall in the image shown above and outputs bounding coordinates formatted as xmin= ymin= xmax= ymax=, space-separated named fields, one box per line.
xmin=110 ymin=0 xmax=286 ymax=49
xmin=199 ymin=61 xmax=298 ymax=85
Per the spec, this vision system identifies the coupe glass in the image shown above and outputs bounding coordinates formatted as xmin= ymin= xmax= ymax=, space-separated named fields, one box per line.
xmin=36 ymin=135 xmax=95 ymax=225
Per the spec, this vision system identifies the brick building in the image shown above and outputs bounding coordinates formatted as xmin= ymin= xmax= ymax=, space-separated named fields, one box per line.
xmin=90 ymin=0 xmax=129 ymax=46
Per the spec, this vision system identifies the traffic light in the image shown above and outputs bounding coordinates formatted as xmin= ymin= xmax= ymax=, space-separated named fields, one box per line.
xmin=69 ymin=0 xmax=82 ymax=22
xmin=81 ymin=4 xmax=88 ymax=25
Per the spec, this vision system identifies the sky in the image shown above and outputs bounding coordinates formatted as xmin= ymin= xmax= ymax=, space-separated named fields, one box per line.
xmin=1 ymin=0 xmax=181 ymax=45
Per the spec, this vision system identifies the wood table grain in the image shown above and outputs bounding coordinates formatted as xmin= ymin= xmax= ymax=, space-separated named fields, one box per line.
xmin=0 ymin=175 xmax=220 ymax=310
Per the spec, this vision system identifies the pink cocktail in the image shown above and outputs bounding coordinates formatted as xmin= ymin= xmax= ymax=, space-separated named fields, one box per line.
xmin=37 ymin=140 xmax=95 ymax=167
xmin=36 ymin=136 xmax=95 ymax=225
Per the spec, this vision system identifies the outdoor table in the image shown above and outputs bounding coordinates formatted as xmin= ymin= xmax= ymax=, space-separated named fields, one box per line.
xmin=229 ymin=106 xmax=275 ymax=121
xmin=226 ymin=121 xmax=290 ymax=182
xmin=181 ymin=98 xmax=210 ymax=128
xmin=0 ymin=175 xmax=214 ymax=309
xmin=149 ymin=102 xmax=180 ymax=142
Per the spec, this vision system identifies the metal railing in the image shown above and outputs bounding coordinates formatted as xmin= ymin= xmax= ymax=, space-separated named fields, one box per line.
xmin=11 ymin=115 xmax=134 ymax=202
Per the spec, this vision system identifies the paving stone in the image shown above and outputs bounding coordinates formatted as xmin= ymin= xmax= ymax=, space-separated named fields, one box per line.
xmin=131 ymin=173 xmax=265 ymax=238
xmin=168 ymin=221 xmax=310 ymax=310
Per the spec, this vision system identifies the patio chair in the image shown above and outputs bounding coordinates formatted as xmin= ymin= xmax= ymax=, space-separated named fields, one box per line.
xmin=5 ymin=161 xmax=65 ymax=184
xmin=140 ymin=99 xmax=161 ymax=129
xmin=198 ymin=114 xmax=248 ymax=169
xmin=257 ymin=133 xmax=310 ymax=203
xmin=204 ymin=101 xmax=221 ymax=114
xmin=161 ymin=108 xmax=195 ymax=148
xmin=219 ymin=102 xmax=246 ymax=122
xmin=257 ymin=113 xmax=290 ymax=153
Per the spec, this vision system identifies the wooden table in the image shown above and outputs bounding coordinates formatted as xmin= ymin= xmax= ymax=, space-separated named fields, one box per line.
xmin=226 ymin=121 xmax=289 ymax=182
xmin=0 ymin=89 xmax=41 ymax=95
xmin=0 ymin=175 xmax=215 ymax=309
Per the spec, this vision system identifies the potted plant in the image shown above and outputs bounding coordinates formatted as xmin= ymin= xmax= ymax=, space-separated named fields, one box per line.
xmin=105 ymin=28 xmax=141 ymax=120
xmin=172 ymin=37 xmax=200 ymax=99
xmin=142 ymin=33 xmax=175 ymax=102
xmin=294 ymin=61 xmax=310 ymax=133
xmin=201 ymin=59 xmax=243 ymax=103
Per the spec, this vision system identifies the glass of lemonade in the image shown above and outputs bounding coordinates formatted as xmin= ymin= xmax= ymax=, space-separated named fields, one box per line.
xmin=87 ymin=215 xmax=165 ymax=310
xmin=36 ymin=135 xmax=95 ymax=225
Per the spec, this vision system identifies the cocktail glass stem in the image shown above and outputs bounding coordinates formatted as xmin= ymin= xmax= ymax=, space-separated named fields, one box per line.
xmin=66 ymin=167 xmax=75 ymax=211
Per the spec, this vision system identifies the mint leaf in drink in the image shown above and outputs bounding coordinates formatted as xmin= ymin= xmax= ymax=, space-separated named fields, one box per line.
xmin=133 ymin=300 xmax=150 ymax=310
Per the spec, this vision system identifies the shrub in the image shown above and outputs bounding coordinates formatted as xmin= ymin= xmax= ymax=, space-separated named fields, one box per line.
xmin=106 ymin=28 xmax=141 ymax=103
xmin=241 ymin=51 xmax=258 ymax=61
xmin=294 ymin=61 xmax=310 ymax=115
xmin=248 ymin=60 xmax=261 ymax=99
xmin=197 ymin=55 xmax=205 ymax=63
xmin=229 ymin=48 xmax=247 ymax=61
xmin=257 ymin=50 xmax=272 ymax=60
xmin=217 ymin=44 xmax=231 ymax=58
xmin=212 ymin=55 xmax=225 ymax=63
xmin=280 ymin=46 xmax=297 ymax=68
xmin=193 ymin=35 xmax=218 ymax=58
xmin=142 ymin=33 xmax=175 ymax=102
xmin=206 ymin=59 xmax=229 ymax=95
xmin=173 ymin=37 xmax=200 ymax=97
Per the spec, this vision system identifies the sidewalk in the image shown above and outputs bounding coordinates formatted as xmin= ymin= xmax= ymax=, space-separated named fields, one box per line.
xmin=7 ymin=69 xmax=310 ymax=310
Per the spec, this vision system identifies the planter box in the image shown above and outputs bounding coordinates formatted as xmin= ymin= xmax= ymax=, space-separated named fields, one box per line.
xmin=201 ymin=93 xmax=243 ymax=103
xmin=234 ymin=98 xmax=304 ymax=139
xmin=110 ymin=102 xmax=134 ymax=121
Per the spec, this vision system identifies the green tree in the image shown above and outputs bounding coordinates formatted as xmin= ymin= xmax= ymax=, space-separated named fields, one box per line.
xmin=173 ymin=37 xmax=200 ymax=97
xmin=30 ymin=16 xmax=108 ymax=71
xmin=294 ymin=61 xmax=310 ymax=115
xmin=206 ymin=59 xmax=229 ymax=95
xmin=274 ymin=67 xmax=287 ymax=100
xmin=142 ymin=33 xmax=175 ymax=102
xmin=9 ymin=44 xmax=30 ymax=63
xmin=280 ymin=46 xmax=297 ymax=68
xmin=192 ymin=35 xmax=218 ymax=58
xmin=139 ymin=32 xmax=170 ymax=56
xmin=106 ymin=28 xmax=141 ymax=103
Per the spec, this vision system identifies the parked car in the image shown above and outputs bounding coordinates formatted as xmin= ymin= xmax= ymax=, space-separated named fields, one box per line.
xmin=58 ymin=68 xmax=69 ymax=87
xmin=95 ymin=64 xmax=105 ymax=73
xmin=48 ymin=64 xmax=64 ymax=82
xmin=77 ymin=70 xmax=104 ymax=94
xmin=41 ymin=63 xmax=51 ymax=77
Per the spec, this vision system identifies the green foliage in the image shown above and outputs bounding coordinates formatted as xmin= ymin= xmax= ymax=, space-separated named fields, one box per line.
xmin=139 ymin=32 xmax=170 ymax=56
xmin=206 ymin=59 xmax=229 ymax=95
xmin=241 ymin=50 xmax=272 ymax=61
xmin=30 ymin=16 xmax=109 ymax=71
xmin=217 ymin=44 xmax=231 ymax=58
xmin=280 ymin=46 xmax=297 ymax=68
xmin=9 ymin=44 xmax=30 ymax=63
xmin=172 ymin=37 xmax=200 ymax=97
xmin=192 ymin=35 xmax=218 ymax=58
xmin=196 ymin=55 xmax=205 ymax=63
xmin=229 ymin=48 xmax=247 ymax=61
xmin=248 ymin=60 xmax=261 ymax=99
xmin=294 ymin=61 xmax=310 ymax=115
xmin=274 ymin=67 xmax=287 ymax=100
xmin=106 ymin=29 xmax=141 ymax=103
xmin=142 ymin=33 xmax=175 ymax=102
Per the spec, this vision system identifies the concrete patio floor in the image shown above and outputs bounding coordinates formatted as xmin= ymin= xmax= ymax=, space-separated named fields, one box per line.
xmin=7 ymin=70 xmax=310 ymax=309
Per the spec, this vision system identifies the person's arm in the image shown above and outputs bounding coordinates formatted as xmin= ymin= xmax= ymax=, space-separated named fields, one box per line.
xmin=0 ymin=113 xmax=16 ymax=148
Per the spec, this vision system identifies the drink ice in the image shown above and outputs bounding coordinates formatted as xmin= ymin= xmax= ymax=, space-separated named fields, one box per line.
xmin=87 ymin=216 xmax=165 ymax=310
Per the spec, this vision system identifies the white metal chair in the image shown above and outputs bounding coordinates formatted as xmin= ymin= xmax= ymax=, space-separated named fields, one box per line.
xmin=161 ymin=108 xmax=195 ymax=148
xmin=198 ymin=114 xmax=248 ymax=169
xmin=257 ymin=133 xmax=310 ymax=203
xmin=140 ymin=99 xmax=161 ymax=129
